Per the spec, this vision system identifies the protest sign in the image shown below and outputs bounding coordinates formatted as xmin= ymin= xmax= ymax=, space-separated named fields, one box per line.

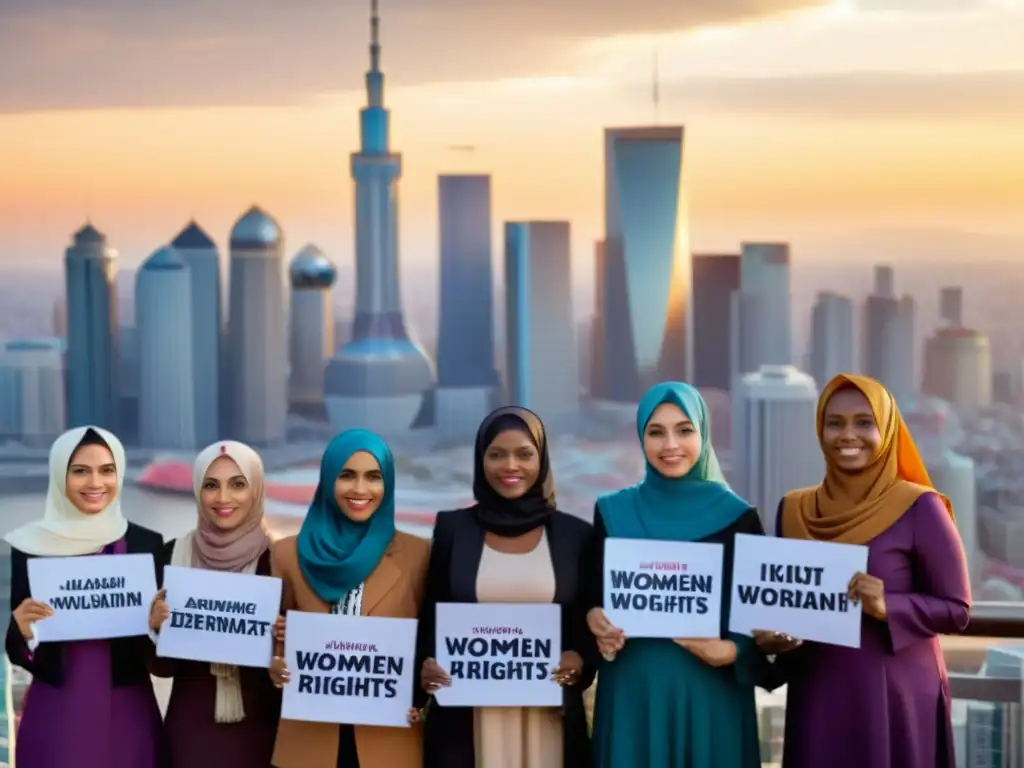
xmin=28 ymin=553 xmax=157 ymax=642
xmin=434 ymin=602 xmax=560 ymax=708
xmin=281 ymin=611 xmax=417 ymax=727
xmin=155 ymin=565 xmax=282 ymax=667
xmin=728 ymin=533 xmax=869 ymax=647
xmin=603 ymin=538 xmax=724 ymax=639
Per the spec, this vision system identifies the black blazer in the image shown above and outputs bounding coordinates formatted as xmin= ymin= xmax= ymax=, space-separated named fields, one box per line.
xmin=5 ymin=521 xmax=165 ymax=688
xmin=417 ymin=507 xmax=598 ymax=768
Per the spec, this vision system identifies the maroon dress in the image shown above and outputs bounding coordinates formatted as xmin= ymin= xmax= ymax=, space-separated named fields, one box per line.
xmin=765 ymin=492 xmax=971 ymax=768
xmin=12 ymin=533 xmax=165 ymax=767
xmin=155 ymin=544 xmax=281 ymax=768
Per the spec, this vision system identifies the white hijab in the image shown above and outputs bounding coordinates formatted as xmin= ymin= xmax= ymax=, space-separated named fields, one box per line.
xmin=3 ymin=426 xmax=129 ymax=556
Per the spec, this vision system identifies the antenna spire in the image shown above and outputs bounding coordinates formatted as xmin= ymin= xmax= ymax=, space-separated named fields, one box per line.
xmin=370 ymin=0 xmax=381 ymax=72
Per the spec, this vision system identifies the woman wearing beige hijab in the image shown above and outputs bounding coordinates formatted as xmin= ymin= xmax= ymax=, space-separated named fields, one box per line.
xmin=148 ymin=441 xmax=280 ymax=767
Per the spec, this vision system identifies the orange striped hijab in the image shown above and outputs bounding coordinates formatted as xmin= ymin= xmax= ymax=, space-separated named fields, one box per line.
xmin=781 ymin=373 xmax=954 ymax=545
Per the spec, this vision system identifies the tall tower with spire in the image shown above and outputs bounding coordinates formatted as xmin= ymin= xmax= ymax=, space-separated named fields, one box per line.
xmin=324 ymin=0 xmax=435 ymax=436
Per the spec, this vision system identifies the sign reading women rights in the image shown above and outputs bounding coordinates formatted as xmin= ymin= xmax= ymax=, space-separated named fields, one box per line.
xmin=728 ymin=534 xmax=869 ymax=647
xmin=28 ymin=553 xmax=157 ymax=642
xmin=434 ymin=603 xmax=561 ymax=708
xmin=603 ymin=539 xmax=724 ymax=638
xmin=281 ymin=612 xmax=418 ymax=728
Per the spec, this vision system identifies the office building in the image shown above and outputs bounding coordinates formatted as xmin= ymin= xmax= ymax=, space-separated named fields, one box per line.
xmin=288 ymin=244 xmax=336 ymax=418
xmin=730 ymin=243 xmax=793 ymax=384
xmin=0 ymin=339 xmax=65 ymax=446
xmin=940 ymin=286 xmax=964 ymax=327
xmin=809 ymin=291 xmax=856 ymax=388
xmin=923 ymin=327 xmax=992 ymax=409
xmin=862 ymin=265 xmax=916 ymax=403
xmin=692 ymin=253 xmax=740 ymax=391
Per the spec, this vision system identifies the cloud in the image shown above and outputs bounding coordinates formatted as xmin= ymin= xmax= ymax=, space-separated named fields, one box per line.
xmin=852 ymin=0 xmax=1008 ymax=12
xmin=657 ymin=70 xmax=1024 ymax=119
xmin=0 ymin=0 xmax=823 ymax=113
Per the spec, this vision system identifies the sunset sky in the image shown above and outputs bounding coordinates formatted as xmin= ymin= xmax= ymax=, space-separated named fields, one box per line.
xmin=1 ymin=0 xmax=1023 ymax=288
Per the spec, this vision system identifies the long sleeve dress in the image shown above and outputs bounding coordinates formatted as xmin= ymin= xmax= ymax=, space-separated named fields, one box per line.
xmin=7 ymin=523 xmax=166 ymax=768
xmin=585 ymin=505 xmax=765 ymax=768
xmin=763 ymin=492 xmax=971 ymax=768
xmin=152 ymin=542 xmax=281 ymax=768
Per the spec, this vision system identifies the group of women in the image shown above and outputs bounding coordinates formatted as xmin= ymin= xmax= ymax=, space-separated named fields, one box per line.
xmin=3 ymin=372 xmax=971 ymax=768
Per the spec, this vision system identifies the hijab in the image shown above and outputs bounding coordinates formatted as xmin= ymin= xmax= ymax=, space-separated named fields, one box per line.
xmin=781 ymin=373 xmax=953 ymax=544
xmin=4 ymin=426 xmax=129 ymax=556
xmin=296 ymin=429 xmax=396 ymax=605
xmin=598 ymin=382 xmax=750 ymax=542
xmin=471 ymin=406 xmax=557 ymax=537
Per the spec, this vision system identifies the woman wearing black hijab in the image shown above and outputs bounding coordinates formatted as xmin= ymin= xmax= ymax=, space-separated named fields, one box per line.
xmin=417 ymin=406 xmax=597 ymax=768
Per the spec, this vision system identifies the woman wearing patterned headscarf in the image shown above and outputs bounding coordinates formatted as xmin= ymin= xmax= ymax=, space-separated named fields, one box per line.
xmin=757 ymin=374 xmax=970 ymax=768
xmin=585 ymin=383 xmax=765 ymax=768
xmin=5 ymin=426 xmax=165 ymax=768
xmin=148 ymin=440 xmax=278 ymax=767
xmin=268 ymin=429 xmax=429 ymax=768
xmin=417 ymin=406 xmax=597 ymax=768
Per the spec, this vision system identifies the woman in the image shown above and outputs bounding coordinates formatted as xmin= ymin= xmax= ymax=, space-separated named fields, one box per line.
xmin=585 ymin=382 xmax=764 ymax=768
xmin=4 ymin=425 xmax=165 ymax=767
xmin=268 ymin=428 xmax=429 ymax=768
xmin=148 ymin=440 xmax=280 ymax=766
xmin=418 ymin=406 xmax=597 ymax=768
xmin=756 ymin=373 xmax=970 ymax=768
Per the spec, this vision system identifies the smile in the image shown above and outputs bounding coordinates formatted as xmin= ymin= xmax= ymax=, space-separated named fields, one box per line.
xmin=838 ymin=448 xmax=863 ymax=457
xmin=346 ymin=498 xmax=372 ymax=510
xmin=211 ymin=506 xmax=236 ymax=518
xmin=499 ymin=476 xmax=523 ymax=486
xmin=81 ymin=492 xmax=106 ymax=502
xmin=659 ymin=455 xmax=686 ymax=465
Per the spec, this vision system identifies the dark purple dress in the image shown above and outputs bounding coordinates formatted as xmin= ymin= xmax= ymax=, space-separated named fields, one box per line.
xmin=14 ymin=537 xmax=164 ymax=767
xmin=767 ymin=492 xmax=971 ymax=768
xmin=155 ymin=545 xmax=281 ymax=768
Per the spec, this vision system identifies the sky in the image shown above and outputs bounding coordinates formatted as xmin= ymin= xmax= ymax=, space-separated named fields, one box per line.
xmin=1 ymin=0 xmax=1023 ymax=294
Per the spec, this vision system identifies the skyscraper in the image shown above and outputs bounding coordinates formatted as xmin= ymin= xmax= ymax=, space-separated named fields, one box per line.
xmin=435 ymin=174 xmax=498 ymax=438
xmin=0 ymin=339 xmax=65 ymax=447
xmin=692 ymin=253 xmax=740 ymax=391
xmin=922 ymin=327 xmax=992 ymax=409
xmin=504 ymin=221 xmax=578 ymax=429
xmin=809 ymin=291 xmax=856 ymax=388
xmin=589 ymin=240 xmax=606 ymax=400
xmin=136 ymin=246 xmax=196 ymax=449
xmin=598 ymin=126 xmax=691 ymax=403
xmin=171 ymin=220 xmax=222 ymax=446
xmin=64 ymin=223 xmax=119 ymax=430
xmin=324 ymin=0 xmax=435 ymax=436
xmin=730 ymin=243 xmax=792 ymax=384
xmin=227 ymin=205 xmax=288 ymax=446
xmin=288 ymin=244 xmax=336 ymax=418
xmin=940 ymin=286 xmax=964 ymax=327
xmin=732 ymin=365 xmax=823 ymax=534
xmin=863 ymin=265 xmax=916 ymax=403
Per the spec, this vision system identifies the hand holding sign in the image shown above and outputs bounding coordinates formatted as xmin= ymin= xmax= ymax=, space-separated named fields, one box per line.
xmin=847 ymin=572 xmax=887 ymax=621
xmin=13 ymin=598 xmax=52 ymax=640
xmin=752 ymin=630 xmax=803 ymax=654
xmin=272 ymin=615 xmax=286 ymax=644
xmin=552 ymin=650 xmax=583 ymax=686
xmin=420 ymin=657 xmax=451 ymax=693
xmin=149 ymin=589 xmax=169 ymax=632
xmin=270 ymin=655 xmax=290 ymax=689
xmin=586 ymin=607 xmax=625 ymax=660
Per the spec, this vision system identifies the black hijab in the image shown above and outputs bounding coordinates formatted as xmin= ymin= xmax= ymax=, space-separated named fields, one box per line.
xmin=472 ymin=406 xmax=556 ymax=537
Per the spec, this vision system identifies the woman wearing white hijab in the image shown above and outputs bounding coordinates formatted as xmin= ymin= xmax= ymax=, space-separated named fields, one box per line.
xmin=148 ymin=441 xmax=279 ymax=767
xmin=4 ymin=426 xmax=165 ymax=768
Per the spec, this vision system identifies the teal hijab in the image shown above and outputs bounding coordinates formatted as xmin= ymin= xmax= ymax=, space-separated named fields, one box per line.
xmin=599 ymin=382 xmax=751 ymax=542
xmin=296 ymin=429 xmax=396 ymax=605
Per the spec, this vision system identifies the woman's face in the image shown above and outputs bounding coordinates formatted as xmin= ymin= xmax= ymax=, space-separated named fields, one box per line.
xmin=483 ymin=429 xmax=541 ymax=500
xmin=821 ymin=387 xmax=882 ymax=471
xmin=199 ymin=455 xmax=254 ymax=530
xmin=333 ymin=451 xmax=385 ymax=522
xmin=65 ymin=444 xmax=119 ymax=514
xmin=642 ymin=402 xmax=702 ymax=479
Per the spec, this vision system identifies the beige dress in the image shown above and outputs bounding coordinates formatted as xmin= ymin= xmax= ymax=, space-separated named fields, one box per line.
xmin=473 ymin=530 xmax=563 ymax=768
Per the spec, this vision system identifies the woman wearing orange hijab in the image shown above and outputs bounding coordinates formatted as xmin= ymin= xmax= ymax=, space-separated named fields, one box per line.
xmin=756 ymin=374 xmax=970 ymax=768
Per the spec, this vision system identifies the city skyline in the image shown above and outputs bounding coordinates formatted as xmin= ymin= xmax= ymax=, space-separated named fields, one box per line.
xmin=1 ymin=0 xmax=1023 ymax=277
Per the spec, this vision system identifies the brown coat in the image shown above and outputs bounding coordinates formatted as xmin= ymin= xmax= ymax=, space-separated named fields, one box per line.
xmin=270 ymin=531 xmax=430 ymax=768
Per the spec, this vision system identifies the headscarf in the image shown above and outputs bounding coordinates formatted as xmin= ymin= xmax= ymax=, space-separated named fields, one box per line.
xmin=4 ymin=426 xmax=129 ymax=556
xmin=781 ymin=373 xmax=954 ymax=544
xmin=189 ymin=441 xmax=270 ymax=572
xmin=471 ymin=406 xmax=557 ymax=537
xmin=296 ymin=430 xmax=396 ymax=605
xmin=170 ymin=442 xmax=271 ymax=724
xmin=598 ymin=382 xmax=750 ymax=541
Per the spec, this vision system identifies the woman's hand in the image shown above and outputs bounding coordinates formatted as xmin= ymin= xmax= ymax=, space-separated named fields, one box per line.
xmin=13 ymin=598 xmax=51 ymax=641
xmin=272 ymin=615 xmax=286 ymax=644
xmin=551 ymin=650 xmax=584 ymax=687
xmin=420 ymin=658 xmax=451 ymax=693
xmin=848 ymin=571 xmax=887 ymax=621
xmin=674 ymin=638 xmax=737 ymax=667
xmin=407 ymin=707 xmax=422 ymax=725
xmin=270 ymin=655 xmax=290 ymax=688
xmin=586 ymin=607 xmax=625 ymax=658
xmin=149 ymin=588 xmax=170 ymax=632
xmin=752 ymin=629 xmax=803 ymax=654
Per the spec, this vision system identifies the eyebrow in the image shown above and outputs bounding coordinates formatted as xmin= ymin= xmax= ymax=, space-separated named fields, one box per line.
xmin=69 ymin=462 xmax=116 ymax=470
xmin=206 ymin=474 xmax=246 ymax=481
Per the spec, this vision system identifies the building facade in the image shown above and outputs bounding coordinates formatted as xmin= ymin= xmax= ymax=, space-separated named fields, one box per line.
xmin=0 ymin=339 xmax=65 ymax=447
xmin=692 ymin=253 xmax=740 ymax=391
xmin=288 ymin=244 xmax=336 ymax=417
xmin=809 ymin=291 xmax=856 ymax=389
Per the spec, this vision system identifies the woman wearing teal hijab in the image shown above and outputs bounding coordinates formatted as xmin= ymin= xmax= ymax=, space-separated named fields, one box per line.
xmin=267 ymin=429 xmax=430 ymax=768
xmin=584 ymin=382 xmax=766 ymax=768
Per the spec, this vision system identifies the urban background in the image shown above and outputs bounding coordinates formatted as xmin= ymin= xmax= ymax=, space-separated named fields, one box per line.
xmin=1 ymin=0 xmax=1024 ymax=765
